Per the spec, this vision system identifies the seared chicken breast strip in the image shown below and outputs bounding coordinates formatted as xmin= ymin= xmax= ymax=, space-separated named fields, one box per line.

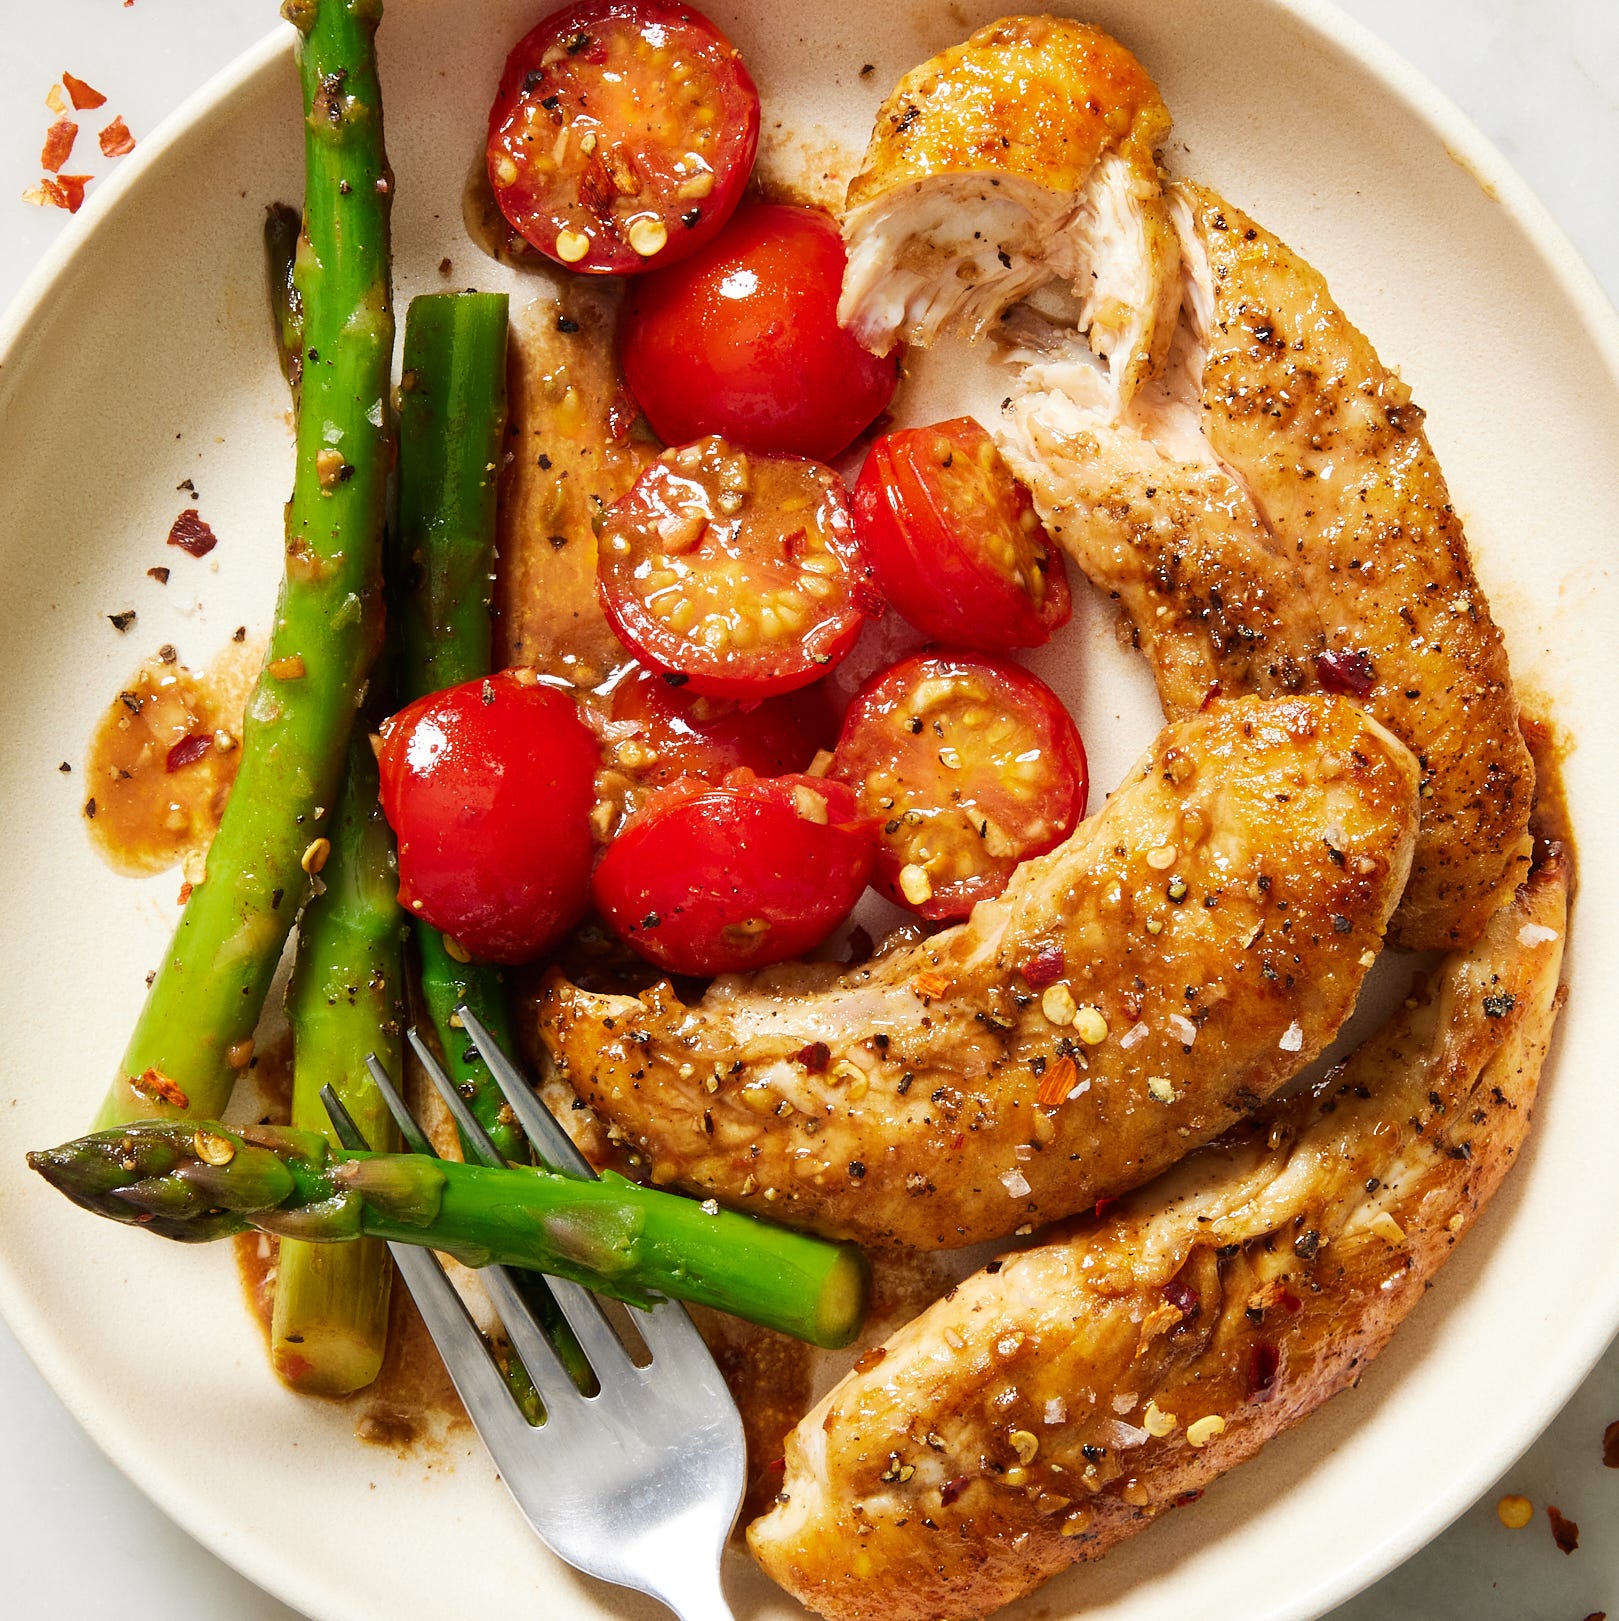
xmin=750 ymin=842 xmax=1568 ymax=1621
xmin=494 ymin=286 xmax=651 ymax=686
xmin=999 ymin=187 xmax=1534 ymax=949
xmin=538 ymin=695 xmax=1419 ymax=1249
xmin=839 ymin=16 xmax=1179 ymax=405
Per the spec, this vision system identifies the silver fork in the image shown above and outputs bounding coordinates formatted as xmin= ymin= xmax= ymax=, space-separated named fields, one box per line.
xmin=319 ymin=1006 xmax=746 ymax=1621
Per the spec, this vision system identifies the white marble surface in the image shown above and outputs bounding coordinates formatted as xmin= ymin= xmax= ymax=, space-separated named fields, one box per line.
xmin=1 ymin=1 xmax=1615 ymax=1616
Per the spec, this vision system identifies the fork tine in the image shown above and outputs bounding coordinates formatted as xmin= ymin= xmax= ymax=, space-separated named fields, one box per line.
xmin=456 ymin=1005 xmax=594 ymax=1178
xmin=363 ymin=1052 xmax=437 ymax=1157
xmin=406 ymin=1027 xmax=509 ymax=1169
xmin=629 ymin=1298 xmax=720 ymax=1375
xmin=410 ymin=1026 xmax=640 ymax=1380
xmin=319 ymin=1084 xmax=372 ymax=1154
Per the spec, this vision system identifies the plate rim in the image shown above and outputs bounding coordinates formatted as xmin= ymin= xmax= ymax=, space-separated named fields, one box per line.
xmin=0 ymin=4 xmax=1614 ymax=1619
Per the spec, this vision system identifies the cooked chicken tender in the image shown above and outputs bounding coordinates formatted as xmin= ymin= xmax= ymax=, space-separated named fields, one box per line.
xmin=839 ymin=17 xmax=1179 ymax=404
xmin=749 ymin=843 xmax=1568 ymax=1621
xmin=494 ymin=286 xmax=650 ymax=685
xmin=1173 ymin=184 xmax=1535 ymax=948
xmin=538 ymin=695 xmax=1419 ymax=1249
xmin=999 ymin=188 xmax=1535 ymax=950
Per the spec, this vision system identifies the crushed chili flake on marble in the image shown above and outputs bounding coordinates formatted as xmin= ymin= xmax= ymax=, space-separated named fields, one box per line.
xmin=41 ymin=119 xmax=77 ymax=171
xmin=98 ymin=116 xmax=135 ymax=158
xmin=1547 ymin=1504 xmax=1579 ymax=1554
xmin=167 ymin=508 xmax=218 ymax=557
xmin=62 ymin=72 xmax=107 ymax=110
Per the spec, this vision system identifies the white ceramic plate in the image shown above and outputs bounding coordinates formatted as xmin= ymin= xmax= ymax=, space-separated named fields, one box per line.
xmin=1 ymin=2 xmax=1615 ymax=1618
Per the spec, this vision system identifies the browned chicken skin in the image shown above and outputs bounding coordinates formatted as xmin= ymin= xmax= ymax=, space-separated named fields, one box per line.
xmin=537 ymin=695 xmax=1419 ymax=1249
xmin=749 ymin=844 xmax=1568 ymax=1620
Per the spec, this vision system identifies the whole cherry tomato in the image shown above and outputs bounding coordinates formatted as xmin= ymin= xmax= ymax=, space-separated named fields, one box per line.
xmin=597 ymin=436 xmax=871 ymax=697
xmin=852 ymin=418 xmax=1071 ymax=650
xmin=619 ymin=203 xmax=900 ymax=460
xmin=592 ymin=771 xmax=877 ymax=975
xmin=377 ymin=672 xmax=600 ymax=963
xmin=829 ymin=651 xmax=1088 ymax=920
xmin=486 ymin=0 xmax=759 ymax=275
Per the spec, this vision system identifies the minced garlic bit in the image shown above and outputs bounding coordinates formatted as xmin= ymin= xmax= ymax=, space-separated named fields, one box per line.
xmin=1359 ymin=949 xmax=1378 ymax=968
xmin=791 ymin=783 xmax=828 ymax=824
xmin=1496 ymin=1494 xmax=1534 ymax=1530
xmin=1119 ymin=1020 xmax=1150 ymax=1051
xmin=1278 ymin=1020 xmax=1304 ymax=1053
xmin=700 ymin=1198 xmax=720 ymax=1216
xmin=300 ymin=837 xmax=331 ymax=874
xmin=1518 ymin=922 xmax=1559 ymax=947
xmin=1009 ymin=1429 xmax=1039 ymax=1465
xmin=1041 ymin=983 xmax=1078 ymax=1025
xmin=899 ymin=863 xmax=933 ymax=906
xmin=1370 ymin=1211 xmax=1406 ymax=1245
xmin=1145 ymin=843 xmax=1177 ymax=870
xmin=1185 ymin=1414 xmax=1225 ymax=1449
xmin=1000 ymin=1167 xmax=1032 ymax=1199
xmin=1073 ymin=1005 xmax=1108 ymax=1046
xmin=1145 ymin=917 xmax=1164 ymax=935
xmin=554 ymin=228 xmax=591 ymax=263
xmin=1143 ymin=1401 xmax=1177 ymax=1437
xmin=1146 ymin=1075 xmax=1176 ymax=1104
xmin=1043 ymin=1396 xmax=1067 ymax=1425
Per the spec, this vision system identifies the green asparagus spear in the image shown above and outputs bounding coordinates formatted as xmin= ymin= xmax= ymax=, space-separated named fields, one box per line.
xmin=393 ymin=292 xmax=527 ymax=1160
xmin=271 ymin=736 xmax=402 ymax=1395
xmin=30 ymin=1121 xmax=869 ymax=1350
xmin=96 ymin=0 xmax=394 ymax=1131
xmin=263 ymin=201 xmax=304 ymax=395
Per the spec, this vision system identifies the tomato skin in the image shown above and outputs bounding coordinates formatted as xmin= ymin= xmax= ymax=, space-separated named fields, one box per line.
xmin=486 ymin=0 xmax=759 ymax=276
xmin=830 ymin=651 xmax=1088 ymax=920
xmin=852 ymin=419 xmax=1071 ymax=651
xmin=597 ymin=437 xmax=870 ymax=699
xmin=592 ymin=773 xmax=877 ymax=975
xmin=620 ymin=204 xmax=900 ymax=460
xmin=377 ymin=673 xmax=600 ymax=964
xmin=603 ymin=662 xmax=834 ymax=788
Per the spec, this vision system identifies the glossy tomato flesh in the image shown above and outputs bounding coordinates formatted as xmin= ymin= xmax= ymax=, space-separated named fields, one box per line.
xmin=378 ymin=672 xmax=600 ymax=963
xmin=852 ymin=418 xmax=1071 ymax=650
xmin=486 ymin=0 xmax=759 ymax=276
xmin=830 ymin=651 xmax=1088 ymax=920
xmin=597 ymin=435 xmax=872 ymax=698
xmin=592 ymin=772 xmax=877 ymax=975
xmin=620 ymin=202 xmax=899 ymax=460
xmin=601 ymin=661 xmax=834 ymax=789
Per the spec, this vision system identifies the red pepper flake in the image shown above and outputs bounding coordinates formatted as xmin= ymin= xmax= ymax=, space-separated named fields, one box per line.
xmin=167 ymin=508 xmax=218 ymax=557
xmin=1603 ymin=1419 xmax=1619 ymax=1468
xmin=792 ymin=1041 xmax=830 ymax=1073
xmin=54 ymin=174 xmax=91 ymax=212
xmin=1161 ymin=1279 xmax=1200 ymax=1322
xmin=1315 ymin=648 xmax=1377 ymax=697
xmin=62 ymin=72 xmax=107 ymax=110
xmin=950 ymin=1132 xmax=964 ymax=1151
xmin=41 ymin=119 xmax=78 ymax=171
xmin=940 ymin=1475 xmax=971 ymax=1506
xmin=165 ymin=733 xmax=213 ymax=773
xmin=98 ymin=116 xmax=136 ymax=158
xmin=1093 ymin=1196 xmax=1117 ymax=1220
xmin=1248 ymin=1341 xmax=1280 ymax=1399
xmin=1173 ymin=1489 xmax=1204 ymax=1507
xmin=1547 ymin=1504 xmax=1579 ymax=1554
xmin=766 ymin=1456 xmax=785 ymax=1474
xmin=1021 ymin=947 xmax=1065 ymax=989
xmin=133 ymin=1066 xmax=188 ymax=1110
xmin=177 ymin=880 xmax=194 ymax=905
xmin=1036 ymin=1055 xmax=1077 ymax=1108
xmin=1199 ymin=681 xmax=1222 ymax=711
xmin=605 ymin=388 xmax=637 ymax=443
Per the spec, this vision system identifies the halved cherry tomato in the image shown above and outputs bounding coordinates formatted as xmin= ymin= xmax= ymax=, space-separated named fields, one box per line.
xmin=597 ymin=435 xmax=871 ymax=698
xmin=620 ymin=203 xmax=900 ymax=460
xmin=377 ymin=672 xmax=600 ymax=964
xmin=852 ymin=418 xmax=1071 ymax=650
xmin=829 ymin=651 xmax=1088 ymax=920
xmin=600 ymin=661 xmax=833 ymax=788
xmin=592 ymin=772 xmax=877 ymax=975
xmin=486 ymin=0 xmax=759 ymax=276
